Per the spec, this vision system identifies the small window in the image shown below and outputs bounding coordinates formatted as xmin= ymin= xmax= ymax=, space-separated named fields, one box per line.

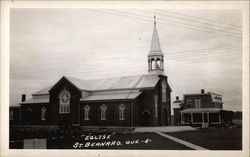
xmin=187 ymin=99 xmax=192 ymax=105
xmin=100 ymin=104 xmax=107 ymax=120
xmin=183 ymin=113 xmax=191 ymax=123
xmin=209 ymin=113 xmax=220 ymax=122
xmin=84 ymin=105 xmax=90 ymax=120
xmin=10 ymin=110 xmax=14 ymax=121
xmin=41 ymin=106 xmax=47 ymax=121
xmin=27 ymin=107 xmax=32 ymax=112
xmin=195 ymin=99 xmax=201 ymax=108
xmin=193 ymin=113 xmax=202 ymax=123
xmin=59 ymin=105 xmax=70 ymax=114
xmin=119 ymin=104 xmax=126 ymax=120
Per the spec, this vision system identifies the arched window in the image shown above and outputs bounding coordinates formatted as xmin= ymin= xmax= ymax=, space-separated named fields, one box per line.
xmin=156 ymin=58 xmax=161 ymax=69
xmin=161 ymin=80 xmax=167 ymax=102
xmin=58 ymin=89 xmax=71 ymax=114
xmin=100 ymin=104 xmax=107 ymax=120
xmin=151 ymin=59 xmax=156 ymax=70
xmin=154 ymin=95 xmax=158 ymax=118
xmin=41 ymin=106 xmax=47 ymax=120
xmin=84 ymin=105 xmax=90 ymax=120
xmin=27 ymin=107 xmax=32 ymax=112
xmin=119 ymin=104 xmax=126 ymax=120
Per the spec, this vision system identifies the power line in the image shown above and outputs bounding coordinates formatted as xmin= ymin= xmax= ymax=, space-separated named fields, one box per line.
xmin=97 ymin=9 xmax=241 ymax=38
xmin=161 ymin=10 xmax=241 ymax=28
xmin=130 ymin=9 xmax=241 ymax=34
xmin=169 ymin=44 xmax=241 ymax=54
xmin=12 ymin=46 xmax=241 ymax=76
xmin=13 ymin=43 xmax=241 ymax=65
xmin=167 ymin=45 xmax=241 ymax=58
xmin=167 ymin=50 xmax=241 ymax=63
xmin=166 ymin=48 xmax=241 ymax=61
xmin=102 ymin=9 xmax=240 ymax=38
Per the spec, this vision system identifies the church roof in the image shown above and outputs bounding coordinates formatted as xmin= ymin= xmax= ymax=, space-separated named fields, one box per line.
xmin=20 ymin=97 xmax=50 ymax=104
xmin=21 ymin=75 xmax=161 ymax=104
xmin=32 ymin=75 xmax=160 ymax=95
xmin=81 ymin=90 xmax=142 ymax=102
xmin=32 ymin=86 xmax=52 ymax=95
xmin=149 ymin=16 xmax=162 ymax=54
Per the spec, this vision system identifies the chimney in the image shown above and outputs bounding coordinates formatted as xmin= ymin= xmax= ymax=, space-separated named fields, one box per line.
xmin=176 ymin=96 xmax=179 ymax=100
xmin=21 ymin=94 xmax=26 ymax=102
xmin=201 ymin=89 xmax=205 ymax=94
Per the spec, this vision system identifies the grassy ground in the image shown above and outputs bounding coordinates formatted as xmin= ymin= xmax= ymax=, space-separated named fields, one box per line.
xmin=165 ymin=127 xmax=242 ymax=150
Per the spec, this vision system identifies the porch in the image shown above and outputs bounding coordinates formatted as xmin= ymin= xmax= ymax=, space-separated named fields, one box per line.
xmin=180 ymin=108 xmax=222 ymax=126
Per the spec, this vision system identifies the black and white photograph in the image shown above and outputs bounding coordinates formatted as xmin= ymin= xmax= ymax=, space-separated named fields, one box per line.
xmin=1 ymin=1 xmax=249 ymax=157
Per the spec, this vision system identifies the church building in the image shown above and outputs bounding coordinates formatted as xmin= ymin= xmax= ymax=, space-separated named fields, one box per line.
xmin=12 ymin=17 xmax=172 ymax=127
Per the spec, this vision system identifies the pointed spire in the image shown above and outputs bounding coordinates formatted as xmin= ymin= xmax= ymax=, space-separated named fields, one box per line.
xmin=150 ymin=15 xmax=162 ymax=53
xmin=154 ymin=15 xmax=156 ymax=25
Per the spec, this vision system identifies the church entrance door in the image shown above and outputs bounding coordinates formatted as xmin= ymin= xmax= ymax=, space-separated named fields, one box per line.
xmin=142 ymin=110 xmax=150 ymax=126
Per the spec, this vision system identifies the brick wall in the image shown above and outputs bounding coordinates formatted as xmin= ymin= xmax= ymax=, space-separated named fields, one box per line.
xmin=49 ymin=78 xmax=81 ymax=125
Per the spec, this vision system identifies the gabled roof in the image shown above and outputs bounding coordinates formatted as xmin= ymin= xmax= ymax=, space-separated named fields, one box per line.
xmin=32 ymin=85 xmax=52 ymax=95
xmin=33 ymin=75 xmax=160 ymax=95
xmin=183 ymin=92 xmax=222 ymax=103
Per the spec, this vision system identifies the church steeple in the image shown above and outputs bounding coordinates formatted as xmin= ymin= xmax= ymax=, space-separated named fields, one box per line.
xmin=148 ymin=16 xmax=164 ymax=75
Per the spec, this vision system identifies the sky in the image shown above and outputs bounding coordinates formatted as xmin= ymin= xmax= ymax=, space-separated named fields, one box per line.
xmin=10 ymin=8 xmax=242 ymax=112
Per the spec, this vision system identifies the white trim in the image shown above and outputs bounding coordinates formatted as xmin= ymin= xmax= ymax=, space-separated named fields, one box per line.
xmin=194 ymin=99 xmax=201 ymax=108
xmin=119 ymin=103 xmax=125 ymax=120
xmin=41 ymin=106 xmax=46 ymax=121
xmin=84 ymin=105 xmax=90 ymax=120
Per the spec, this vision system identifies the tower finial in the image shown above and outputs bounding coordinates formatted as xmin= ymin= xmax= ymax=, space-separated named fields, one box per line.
xmin=154 ymin=15 xmax=156 ymax=25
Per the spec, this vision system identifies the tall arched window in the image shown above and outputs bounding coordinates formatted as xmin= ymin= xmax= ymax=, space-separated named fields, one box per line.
xmin=119 ymin=104 xmax=126 ymax=120
xmin=41 ymin=106 xmax=47 ymax=120
xmin=151 ymin=59 xmax=156 ymax=70
xmin=58 ymin=89 xmax=71 ymax=114
xmin=161 ymin=80 xmax=167 ymax=102
xmin=27 ymin=107 xmax=32 ymax=113
xmin=156 ymin=58 xmax=161 ymax=69
xmin=84 ymin=105 xmax=90 ymax=120
xmin=154 ymin=95 xmax=158 ymax=118
xmin=100 ymin=104 xmax=107 ymax=120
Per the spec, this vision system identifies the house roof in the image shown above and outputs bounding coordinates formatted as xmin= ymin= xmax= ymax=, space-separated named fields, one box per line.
xmin=180 ymin=108 xmax=222 ymax=113
xmin=183 ymin=92 xmax=223 ymax=103
xmin=34 ymin=75 xmax=160 ymax=95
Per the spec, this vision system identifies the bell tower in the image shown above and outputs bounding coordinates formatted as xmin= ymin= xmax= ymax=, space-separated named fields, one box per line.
xmin=148 ymin=16 xmax=164 ymax=75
